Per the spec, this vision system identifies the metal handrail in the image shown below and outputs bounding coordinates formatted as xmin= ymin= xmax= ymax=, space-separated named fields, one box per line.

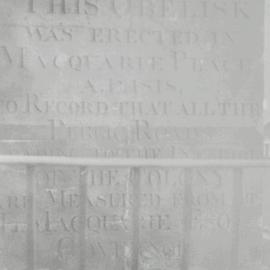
xmin=0 ymin=155 xmax=269 ymax=167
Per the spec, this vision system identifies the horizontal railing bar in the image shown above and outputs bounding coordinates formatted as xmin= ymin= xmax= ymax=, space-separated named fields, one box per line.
xmin=0 ymin=155 xmax=269 ymax=168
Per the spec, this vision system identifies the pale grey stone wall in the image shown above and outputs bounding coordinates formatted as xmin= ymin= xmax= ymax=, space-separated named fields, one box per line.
xmin=0 ymin=1 xmax=266 ymax=270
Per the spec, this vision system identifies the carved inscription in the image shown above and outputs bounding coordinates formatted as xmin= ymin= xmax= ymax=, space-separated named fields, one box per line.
xmin=0 ymin=166 xmax=264 ymax=270
xmin=0 ymin=0 xmax=264 ymax=156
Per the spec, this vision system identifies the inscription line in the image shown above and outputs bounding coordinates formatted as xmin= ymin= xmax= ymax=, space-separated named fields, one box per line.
xmin=79 ymin=166 xmax=88 ymax=270
xmin=26 ymin=165 xmax=35 ymax=270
